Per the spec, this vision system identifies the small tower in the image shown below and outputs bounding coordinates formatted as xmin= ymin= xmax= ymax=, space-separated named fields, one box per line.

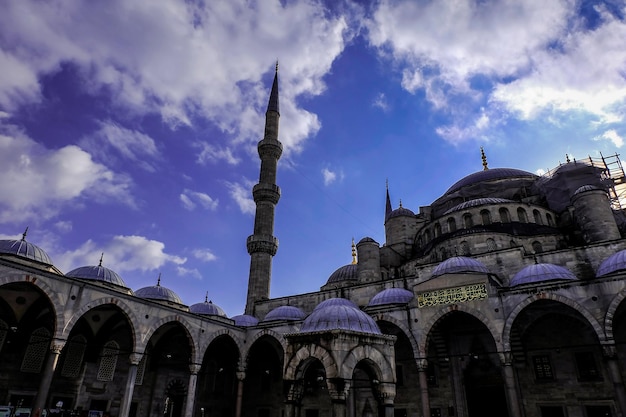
xmin=245 ymin=64 xmax=283 ymax=315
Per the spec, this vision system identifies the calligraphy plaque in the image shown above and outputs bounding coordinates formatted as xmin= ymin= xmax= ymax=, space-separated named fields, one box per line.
xmin=417 ymin=283 xmax=488 ymax=307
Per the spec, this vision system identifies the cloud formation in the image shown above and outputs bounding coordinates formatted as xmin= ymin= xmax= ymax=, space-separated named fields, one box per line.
xmin=180 ymin=189 xmax=219 ymax=211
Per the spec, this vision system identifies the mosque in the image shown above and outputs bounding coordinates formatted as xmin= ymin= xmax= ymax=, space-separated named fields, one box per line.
xmin=3 ymin=67 xmax=626 ymax=417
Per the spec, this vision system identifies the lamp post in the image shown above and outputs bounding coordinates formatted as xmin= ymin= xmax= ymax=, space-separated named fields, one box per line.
xmin=200 ymin=407 xmax=205 ymax=417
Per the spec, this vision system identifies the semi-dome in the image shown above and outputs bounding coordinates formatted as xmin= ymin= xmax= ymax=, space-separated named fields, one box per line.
xmin=597 ymin=250 xmax=626 ymax=277
xmin=231 ymin=314 xmax=260 ymax=327
xmin=66 ymin=264 xmax=128 ymax=289
xmin=135 ymin=277 xmax=184 ymax=305
xmin=0 ymin=229 xmax=52 ymax=265
xmin=510 ymin=263 xmax=577 ymax=286
xmin=368 ymin=288 xmax=414 ymax=307
xmin=444 ymin=198 xmax=514 ymax=215
xmin=432 ymin=256 xmax=490 ymax=277
xmin=445 ymin=168 xmax=538 ymax=195
xmin=326 ymin=264 xmax=358 ymax=284
xmin=263 ymin=305 xmax=305 ymax=321
xmin=190 ymin=296 xmax=227 ymax=317
xmin=301 ymin=304 xmax=381 ymax=334
xmin=313 ymin=298 xmax=357 ymax=311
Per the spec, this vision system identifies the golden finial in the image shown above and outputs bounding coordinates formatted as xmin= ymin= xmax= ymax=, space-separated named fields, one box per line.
xmin=481 ymin=147 xmax=488 ymax=171
xmin=98 ymin=253 xmax=104 ymax=267
xmin=351 ymin=238 xmax=357 ymax=265
xmin=566 ymin=154 xmax=571 ymax=163
xmin=157 ymin=273 xmax=161 ymax=286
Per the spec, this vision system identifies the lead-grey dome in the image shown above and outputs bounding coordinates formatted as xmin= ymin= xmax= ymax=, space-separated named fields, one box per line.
xmin=327 ymin=264 xmax=358 ymax=284
xmin=231 ymin=314 xmax=260 ymax=327
xmin=301 ymin=304 xmax=381 ymax=334
xmin=0 ymin=233 xmax=52 ymax=265
xmin=386 ymin=206 xmax=415 ymax=221
xmin=314 ymin=298 xmax=357 ymax=311
xmin=444 ymin=198 xmax=514 ymax=215
xmin=135 ymin=279 xmax=184 ymax=305
xmin=66 ymin=265 xmax=128 ymax=289
xmin=190 ymin=299 xmax=227 ymax=317
xmin=368 ymin=288 xmax=414 ymax=307
xmin=597 ymin=250 xmax=626 ymax=277
xmin=432 ymin=256 xmax=489 ymax=277
xmin=445 ymin=168 xmax=538 ymax=195
xmin=510 ymin=263 xmax=577 ymax=286
xmin=263 ymin=305 xmax=306 ymax=321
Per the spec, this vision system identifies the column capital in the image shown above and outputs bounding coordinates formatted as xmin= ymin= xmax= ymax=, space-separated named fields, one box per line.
xmin=602 ymin=342 xmax=618 ymax=359
xmin=499 ymin=351 xmax=514 ymax=366
xmin=50 ymin=341 xmax=66 ymax=354
xmin=189 ymin=363 xmax=201 ymax=374
xmin=416 ymin=358 xmax=429 ymax=371
xmin=374 ymin=382 xmax=396 ymax=405
xmin=128 ymin=353 xmax=143 ymax=365
xmin=327 ymin=378 xmax=351 ymax=402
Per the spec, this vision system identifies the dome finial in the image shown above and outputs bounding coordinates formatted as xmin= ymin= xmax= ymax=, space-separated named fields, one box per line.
xmin=275 ymin=60 xmax=279 ymax=73
xmin=157 ymin=273 xmax=161 ymax=286
xmin=204 ymin=291 xmax=209 ymax=303
xmin=399 ymin=199 xmax=403 ymax=208
xmin=566 ymin=153 xmax=571 ymax=163
xmin=351 ymin=238 xmax=357 ymax=265
xmin=481 ymin=147 xmax=489 ymax=171
xmin=98 ymin=252 xmax=104 ymax=267
xmin=21 ymin=226 xmax=29 ymax=241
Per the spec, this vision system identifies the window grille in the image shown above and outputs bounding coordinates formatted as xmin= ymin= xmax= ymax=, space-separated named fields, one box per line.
xmin=97 ymin=341 xmax=120 ymax=381
xmin=135 ymin=354 xmax=147 ymax=385
xmin=61 ymin=335 xmax=87 ymax=378
xmin=21 ymin=327 xmax=51 ymax=373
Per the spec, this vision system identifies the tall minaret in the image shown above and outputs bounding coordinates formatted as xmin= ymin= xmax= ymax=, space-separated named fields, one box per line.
xmin=245 ymin=63 xmax=283 ymax=315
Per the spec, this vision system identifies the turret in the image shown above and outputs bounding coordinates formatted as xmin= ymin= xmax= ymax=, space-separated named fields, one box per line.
xmin=384 ymin=184 xmax=418 ymax=259
xmin=245 ymin=63 xmax=283 ymax=315
xmin=571 ymin=185 xmax=620 ymax=243
xmin=356 ymin=237 xmax=381 ymax=283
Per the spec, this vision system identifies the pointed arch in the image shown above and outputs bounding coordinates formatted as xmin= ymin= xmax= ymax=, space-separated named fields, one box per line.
xmin=341 ymin=345 xmax=394 ymax=382
xmin=242 ymin=328 xmax=286 ymax=365
xmin=285 ymin=344 xmax=339 ymax=380
xmin=197 ymin=329 xmax=244 ymax=367
xmin=604 ymin=289 xmax=626 ymax=341
xmin=372 ymin=313 xmax=420 ymax=360
xmin=139 ymin=315 xmax=197 ymax=361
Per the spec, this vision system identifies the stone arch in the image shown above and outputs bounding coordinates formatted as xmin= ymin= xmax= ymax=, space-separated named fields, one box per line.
xmin=604 ymin=289 xmax=626 ymax=341
xmin=341 ymin=345 xmax=394 ymax=382
xmin=502 ymin=293 xmax=605 ymax=351
xmin=197 ymin=328 xmax=244 ymax=367
xmin=420 ymin=304 xmax=502 ymax=357
xmin=372 ymin=313 xmax=420 ymax=360
xmin=140 ymin=315 xmax=197 ymax=361
xmin=242 ymin=328 xmax=287 ymax=364
xmin=63 ymin=296 xmax=140 ymax=350
xmin=0 ymin=273 xmax=64 ymax=337
xmin=285 ymin=344 xmax=339 ymax=380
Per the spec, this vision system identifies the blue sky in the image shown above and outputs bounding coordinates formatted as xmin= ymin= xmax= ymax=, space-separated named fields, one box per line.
xmin=1 ymin=0 xmax=625 ymax=317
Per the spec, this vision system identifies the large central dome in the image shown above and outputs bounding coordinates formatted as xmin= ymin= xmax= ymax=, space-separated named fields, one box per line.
xmin=445 ymin=168 xmax=537 ymax=195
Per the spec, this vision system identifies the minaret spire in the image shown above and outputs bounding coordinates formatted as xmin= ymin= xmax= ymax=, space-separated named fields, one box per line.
xmin=385 ymin=179 xmax=392 ymax=221
xmin=245 ymin=64 xmax=283 ymax=315
xmin=481 ymin=146 xmax=489 ymax=171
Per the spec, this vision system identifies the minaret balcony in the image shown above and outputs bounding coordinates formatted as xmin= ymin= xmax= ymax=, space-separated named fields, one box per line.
xmin=258 ymin=139 xmax=283 ymax=160
xmin=253 ymin=183 xmax=281 ymax=204
xmin=246 ymin=234 xmax=279 ymax=255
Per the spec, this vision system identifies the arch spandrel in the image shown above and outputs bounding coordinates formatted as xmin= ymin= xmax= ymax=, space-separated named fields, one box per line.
xmin=421 ymin=304 xmax=503 ymax=357
xmin=502 ymin=293 xmax=606 ymax=352
xmin=285 ymin=344 xmax=339 ymax=381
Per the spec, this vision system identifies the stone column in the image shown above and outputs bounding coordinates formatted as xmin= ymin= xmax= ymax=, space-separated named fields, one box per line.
xmin=374 ymin=382 xmax=396 ymax=417
xmin=119 ymin=353 xmax=142 ymax=417
xmin=235 ymin=370 xmax=246 ymax=417
xmin=33 ymin=341 xmax=65 ymax=416
xmin=604 ymin=344 xmax=626 ymax=417
xmin=284 ymin=379 xmax=304 ymax=417
xmin=416 ymin=360 xmax=431 ymax=417
xmin=328 ymin=378 xmax=351 ymax=417
xmin=499 ymin=352 xmax=522 ymax=417
xmin=184 ymin=364 xmax=201 ymax=417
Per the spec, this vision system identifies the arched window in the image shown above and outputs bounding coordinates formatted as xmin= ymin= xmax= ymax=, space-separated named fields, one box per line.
xmin=532 ymin=241 xmax=543 ymax=254
xmin=460 ymin=241 xmax=470 ymax=256
xmin=486 ymin=238 xmax=497 ymax=252
xmin=97 ymin=341 xmax=120 ymax=381
xmin=434 ymin=223 xmax=442 ymax=238
xmin=533 ymin=209 xmax=542 ymax=225
xmin=463 ymin=213 xmax=473 ymax=228
xmin=546 ymin=213 xmax=555 ymax=227
xmin=517 ymin=207 xmax=528 ymax=223
xmin=447 ymin=217 xmax=457 ymax=233
xmin=499 ymin=207 xmax=510 ymax=223
xmin=21 ymin=327 xmax=51 ymax=373
xmin=481 ymin=209 xmax=492 ymax=225
xmin=61 ymin=335 xmax=87 ymax=378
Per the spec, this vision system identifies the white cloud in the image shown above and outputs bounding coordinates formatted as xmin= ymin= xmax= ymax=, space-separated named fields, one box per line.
xmin=80 ymin=121 xmax=161 ymax=171
xmin=54 ymin=221 xmax=73 ymax=233
xmin=176 ymin=266 xmax=203 ymax=280
xmin=594 ymin=129 xmax=624 ymax=148
xmin=0 ymin=0 xmax=353 ymax=154
xmin=180 ymin=189 xmax=218 ymax=211
xmin=372 ymin=92 xmax=390 ymax=112
xmin=192 ymin=248 xmax=217 ymax=262
xmin=56 ymin=234 xmax=186 ymax=274
xmin=226 ymin=180 xmax=255 ymax=215
xmin=195 ymin=141 xmax=240 ymax=165
xmin=322 ymin=167 xmax=344 ymax=186
xmin=0 ymin=123 xmax=133 ymax=223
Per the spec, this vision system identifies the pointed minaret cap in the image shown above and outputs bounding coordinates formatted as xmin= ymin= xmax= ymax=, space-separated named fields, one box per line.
xmin=385 ymin=179 xmax=392 ymax=220
xmin=267 ymin=61 xmax=279 ymax=115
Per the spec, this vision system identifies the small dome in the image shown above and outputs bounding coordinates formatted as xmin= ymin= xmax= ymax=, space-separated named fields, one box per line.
xmin=66 ymin=265 xmax=128 ymax=288
xmin=386 ymin=206 xmax=415 ymax=221
xmin=301 ymin=304 xmax=381 ymax=334
xmin=510 ymin=263 xmax=577 ymax=286
xmin=432 ymin=256 xmax=489 ymax=277
xmin=368 ymin=288 xmax=414 ymax=307
xmin=263 ymin=305 xmax=305 ymax=322
xmin=327 ymin=264 xmax=358 ymax=284
xmin=444 ymin=198 xmax=513 ymax=215
xmin=597 ymin=250 xmax=626 ymax=277
xmin=314 ymin=298 xmax=357 ymax=311
xmin=445 ymin=168 xmax=538 ymax=195
xmin=135 ymin=278 xmax=184 ymax=305
xmin=232 ymin=314 xmax=259 ymax=327
xmin=190 ymin=299 xmax=227 ymax=317
xmin=358 ymin=237 xmax=378 ymax=245
xmin=0 ymin=232 xmax=52 ymax=265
